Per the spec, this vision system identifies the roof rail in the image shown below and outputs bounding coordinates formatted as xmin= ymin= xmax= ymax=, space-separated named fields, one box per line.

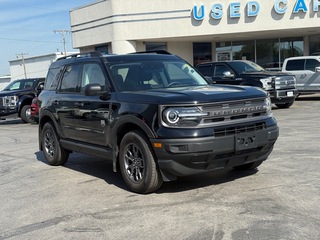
xmin=132 ymin=50 xmax=172 ymax=55
xmin=57 ymin=51 xmax=102 ymax=61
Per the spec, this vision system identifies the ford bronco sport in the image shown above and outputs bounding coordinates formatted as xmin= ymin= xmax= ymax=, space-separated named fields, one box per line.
xmin=38 ymin=52 xmax=279 ymax=193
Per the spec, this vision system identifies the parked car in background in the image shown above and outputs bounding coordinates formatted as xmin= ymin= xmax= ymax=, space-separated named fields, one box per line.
xmin=282 ymin=56 xmax=320 ymax=95
xmin=30 ymin=97 xmax=39 ymax=123
xmin=0 ymin=78 xmax=44 ymax=123
xmin=196 ymin=60 xmax=298 ymax=108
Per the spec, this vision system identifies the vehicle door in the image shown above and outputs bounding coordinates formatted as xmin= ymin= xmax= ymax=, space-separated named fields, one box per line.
xmin=53 ymin=64 xmax=82 ymax=140
xmin=302 ymin=59 xmax=320 ymax=91
xmin=211 ymin=63 xmax=238 ymax=85
xmin=284 ymin=59 xmax=311 ymax=91
xmin=72 ymin=62 xmax=110 ymax=146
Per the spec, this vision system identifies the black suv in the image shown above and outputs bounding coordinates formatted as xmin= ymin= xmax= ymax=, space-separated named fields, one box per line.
xmin=196 ymin=60 xmax=298 ymax=108
xmin=38 ymin=52 xmax=279 ymax=193
xmin=0 ymin=78 xmax=44 ymax=122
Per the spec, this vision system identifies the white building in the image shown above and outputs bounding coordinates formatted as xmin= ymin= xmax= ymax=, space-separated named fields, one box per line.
xmin=70 ymin=0 xmax=320 ymax=68
xmin=0 ymin=75 xmax=11 ymax=91
xmin=9 ymin=52 xmax=77 ymax=81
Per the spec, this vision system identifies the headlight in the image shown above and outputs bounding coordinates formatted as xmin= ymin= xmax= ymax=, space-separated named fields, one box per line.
xmin=162 ymin=107 xmax=208 ymax=127
xmin=263 ymin=97 xmax=272 ymax=116
xmin=260 ymin=77 xmax=273 ymax=90
xmin=3 ymin=96 xmax=18 ymax=107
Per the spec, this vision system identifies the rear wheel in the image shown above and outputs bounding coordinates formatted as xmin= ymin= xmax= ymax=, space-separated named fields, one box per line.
xmin=41 ymin=122 xmax=69 ymax=166
xmin=20 ymin=105 xmax=32 ymax=123
xmin=233 ymin=160 xmax=263 ymax=170
xmin=119 ymin=131 xmax=163 ymax=193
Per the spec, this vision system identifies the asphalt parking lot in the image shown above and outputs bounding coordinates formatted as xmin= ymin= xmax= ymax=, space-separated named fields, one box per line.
xmin=1 ymin=95 xmax=320 ymax=240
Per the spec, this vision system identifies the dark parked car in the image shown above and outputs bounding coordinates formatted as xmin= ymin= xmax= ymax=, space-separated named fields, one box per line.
xmin=196 ymin=60 xmax=298 ymax=108
xmin=0 ymin=78 xmax=44 ymax=122
xmin=38 ymin=52 xmax=278 ymax=193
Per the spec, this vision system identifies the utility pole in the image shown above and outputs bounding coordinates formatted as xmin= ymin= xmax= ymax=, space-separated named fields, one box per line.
xmin=16 ymin=53 xmax=28 ymax=78
xmin=54 ymin=29 xmax=71 ymax=55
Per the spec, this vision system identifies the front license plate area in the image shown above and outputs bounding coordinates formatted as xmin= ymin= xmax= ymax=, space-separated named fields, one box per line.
xmin=235 ymin=133 xmax=257 ymax=151
xmin=287 ymin=91 xmax=294 ymax=97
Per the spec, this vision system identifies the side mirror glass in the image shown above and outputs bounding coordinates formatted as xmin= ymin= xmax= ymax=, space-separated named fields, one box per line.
xmin=223 ymin=71 xmax=234 ymax=78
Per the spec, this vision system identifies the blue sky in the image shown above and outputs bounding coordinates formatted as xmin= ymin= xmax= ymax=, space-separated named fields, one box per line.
xmin=0 ymin=0 xmax=95 ymax=76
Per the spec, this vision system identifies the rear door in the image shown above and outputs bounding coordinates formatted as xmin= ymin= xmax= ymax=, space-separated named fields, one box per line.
xmin=54 ymin=64 xmax=82 ymax=140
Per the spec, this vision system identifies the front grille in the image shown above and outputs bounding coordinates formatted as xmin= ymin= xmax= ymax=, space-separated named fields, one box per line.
xmin=214 ymin=122 xmax=266 ymax=137
xmin=199 ymin=98 xmax=269 ymax=127
xmin=275 ymin=76 xmax=296 ymax=90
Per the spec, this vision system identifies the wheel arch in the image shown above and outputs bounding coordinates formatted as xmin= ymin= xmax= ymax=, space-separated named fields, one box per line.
xmin=111 ymin=115 xmax=156 ymax=172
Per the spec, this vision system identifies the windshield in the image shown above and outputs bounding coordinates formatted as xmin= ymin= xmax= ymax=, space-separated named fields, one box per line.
xmin=228 ymin=61 xmax=265 ymax=73
xmin=3 ymin=79 xmax=35 ymax=91
xmin=108 ymin=60 xmax=208 ymax=91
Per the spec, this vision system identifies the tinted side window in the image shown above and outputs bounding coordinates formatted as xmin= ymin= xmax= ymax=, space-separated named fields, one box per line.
xmin=81 ymin=63 xmax=106 ymax=92
xmin=214 ymin=64 xmax=232 ymax=77
xmin=285 ymin=59 xmax=304 ymax=71
xmin=45 ymin=67 xmax=62 ymax=90
xmin=197 ymin=65 xmax=213 ymax=76
xmin=305 ymin=59 xmax=320 ymax=71
xmin=59 ymin=65 xmax=81 ymax=93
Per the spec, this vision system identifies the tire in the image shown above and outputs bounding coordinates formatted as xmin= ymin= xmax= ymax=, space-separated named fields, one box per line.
xmin=41 ymin=122 xmax=69 ymax=166
xmin=119 ymin=131 xmax=163 ymax=193
xmin=233 ymin=160 xmax=263 ymax=170
xmin=275 ymin=102 xmax=293 ymax=109
xmin=20 ymin=105 xmax=32 ymax=123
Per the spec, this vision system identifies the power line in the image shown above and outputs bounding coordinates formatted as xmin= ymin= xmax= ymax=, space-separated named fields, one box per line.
xmin=54 ymin=30 xmax=71 ymax=55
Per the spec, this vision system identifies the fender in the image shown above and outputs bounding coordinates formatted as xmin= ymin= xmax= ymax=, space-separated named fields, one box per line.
xmin=17 ymin=94 xmax=35 ymax=116
xmin=110 ymin=114 xmax=157 ymax=172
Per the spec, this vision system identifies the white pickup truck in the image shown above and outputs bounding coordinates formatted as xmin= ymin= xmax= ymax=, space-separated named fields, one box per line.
xmin=282 ymin=56 xmax=320 ymax=94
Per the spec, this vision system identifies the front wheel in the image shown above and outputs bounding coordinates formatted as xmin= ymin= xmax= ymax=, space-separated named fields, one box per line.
xmin=119 ymin=131 xmax=163 ymax=193
xmin=20 ymin=105 xmax=32 ymax=123
xmin=41 ymin=122 xmax=69 ymax=166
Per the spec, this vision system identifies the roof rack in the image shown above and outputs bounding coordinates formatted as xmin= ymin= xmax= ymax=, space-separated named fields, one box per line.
xmin=57 ymin=51 xmax=102 ymax=61
xmin=132 ymin=50 xmax=172 ymax=55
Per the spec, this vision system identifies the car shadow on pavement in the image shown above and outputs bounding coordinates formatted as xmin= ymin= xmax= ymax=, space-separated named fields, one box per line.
xmin=35 ymin=151 xmax=258 ymax=194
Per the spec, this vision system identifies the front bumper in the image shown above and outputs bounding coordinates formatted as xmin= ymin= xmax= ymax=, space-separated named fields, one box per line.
xmin=269 ymin=89 xmax=298 ymax=104
xmin=151 ymin=125 xmax=279 ymax=181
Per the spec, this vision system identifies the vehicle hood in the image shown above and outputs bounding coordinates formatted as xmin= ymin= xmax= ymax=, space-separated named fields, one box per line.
xmin=0 ymin=89 xmax=33 ymax=97
xmin=116 ymin=84 xmax=267 ymax=104
xmin=239 ymin=71 xmax=293 ymax=78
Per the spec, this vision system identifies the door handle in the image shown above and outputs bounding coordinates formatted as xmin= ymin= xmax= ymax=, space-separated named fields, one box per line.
xmin=301 ymin=74 xmax=307 ymax=78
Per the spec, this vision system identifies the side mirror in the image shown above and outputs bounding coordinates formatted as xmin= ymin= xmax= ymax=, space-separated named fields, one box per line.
xmin=223 ymin=71 xmax=234 ymax=78
xmin=37 ymin=83 xmax=44 ymax=92
xmin=85 ymin=83 xmax=102 ymax=96
xmin=315 ymin=67 xmax=320 ymax=72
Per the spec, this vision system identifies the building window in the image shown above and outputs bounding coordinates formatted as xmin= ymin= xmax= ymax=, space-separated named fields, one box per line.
xmin=95 ymin=45 xmax=109 ymax=54
xmin=232 ymin=41 xmax=255 ymax=61
xmin=193 ymin=42 xmax=212 ymax=66
xmin=310 ymin=35 xmax=320 ymax=56
xmin=146 ymin=42 xmax=167 ymax=51
xmin=279 ymin=37 xmax=303 ymax=62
